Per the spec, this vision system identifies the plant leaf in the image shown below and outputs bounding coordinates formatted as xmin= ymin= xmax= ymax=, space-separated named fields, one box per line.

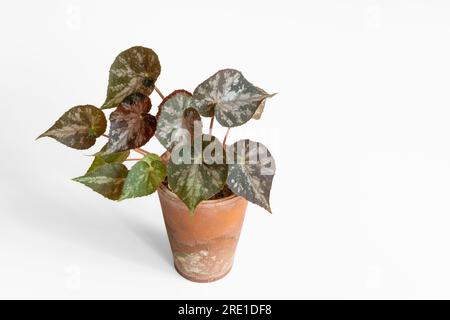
xmin=252 ymin=94 xmax=267 ymax=120
xmin=227 ymin=139 xmax=275 ymax=213
xmin=86 ymin=144 xmax=130 ymax=174
xmin=192 ymin=69 xmax=274 ymax=127
xmin=101 ymin=46 xmax=161 ymax=109
xmin=37 ymin=105 xmax=106 ymax=150
xmin=103 ymin=93 xmax=156 ymax=155
xmin=167 ymin=134 xmax=228 ymax=214
xmin=73 ymin=163 xmax=128 ymax=200
xmin=156 ymin=90 xmax=202 ymax=150
xmin=120 ymin=153 xmax=166 ymax=200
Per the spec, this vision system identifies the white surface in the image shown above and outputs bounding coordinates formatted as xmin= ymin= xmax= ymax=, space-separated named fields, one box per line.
xmin=1 ymin=0 xmax=450 ymax=299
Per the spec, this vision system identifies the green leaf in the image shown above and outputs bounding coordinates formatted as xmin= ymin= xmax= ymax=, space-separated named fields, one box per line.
xmin=73 ymin=163 xmax=128 ymax=200
xmin=101 ymin=46 xmax=161 ymax=109
xmin=156 ymin=90 xmax=202 ymax=150
xmin=103 ymin=93 xmax=156 ymax=155
xmin=86 ymin=144 xmax=130 ymax=174
xmin=227 ymin=139 xmax=275 ymax=213
xmin=192 ymin=69 xmax=275 ymax=127
xmin=120 ymin=153 xmax=166 ymax=200
xmin=168 ymin=134 xmax=228 ymax=214
xmin=37 ymin=105 xmax=106 ymax=150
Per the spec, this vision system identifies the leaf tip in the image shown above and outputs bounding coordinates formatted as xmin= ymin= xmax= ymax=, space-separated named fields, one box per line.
xmin=187 ymin=203 xmax=198 ymax=216
xmin=262 ymin=201 xmax=273 ymax=213
xmin=36 ymin=127 xmax=54 ymax=141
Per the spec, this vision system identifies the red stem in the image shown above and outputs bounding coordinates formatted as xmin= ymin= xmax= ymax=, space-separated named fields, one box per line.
xmin=223 ymin=128 xmax=231 ymax=146
xmin=209 ymin=116 xmax=214 ymax=135
xmin=134 ymin=148 xmax=150 ymax=155
xmin=155 ymin=86 xmax=165 ymax=100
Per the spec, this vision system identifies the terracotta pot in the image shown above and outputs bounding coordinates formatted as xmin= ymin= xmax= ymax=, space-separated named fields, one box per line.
xmin=157 ymin=184 xmax=248 ymax=282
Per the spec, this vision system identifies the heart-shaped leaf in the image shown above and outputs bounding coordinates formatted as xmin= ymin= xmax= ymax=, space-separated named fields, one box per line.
xmin=86 ymin=144 xmax=130 ymax=174
xmin=103 ymin=93 xmax=157 ymax=155
xmin=73 ymin=163 xmax=128 ymax=200
xmin=193 ymin=69 xmax=274 ymax=127
xmin=227 ymin=139 xmax=275 ymax=213
xmin=168 ymin=134 xmax=228 ymax=214
xmin=38 ymin=105 xmax=106 ymax=150
xmin=156 ymin=90 xmax=202 ymax=150
xmin=101 ymin=46 xmax=161 ymax=109
xmin=120 ymin=153 xmax=166 ymax=200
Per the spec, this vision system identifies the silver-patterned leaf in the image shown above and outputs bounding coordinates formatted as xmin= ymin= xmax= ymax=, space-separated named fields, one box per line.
xmin=192 ymin=69 xmax=275 ymax=127
xmin=227 ymin=139 xmax=275 ymax=213
xmin=38 ymin=105 xmax=106 ymax=150
xmin=86 ymin=144 xmax=130 ymax=174
xmin=156 ymin=90 xmax=202 ymax=150
xmin=120 ymin=153 xmax=166 ymax=200
xmin=168 ymin=134 xmax=228 ymax=214
xmin=101 ymin=46 xmax=161 ymax=109
xmin=103 ymin=93 xmax=156 ymax=155
xmin=73 ymin=163 xmax=128 ymax=200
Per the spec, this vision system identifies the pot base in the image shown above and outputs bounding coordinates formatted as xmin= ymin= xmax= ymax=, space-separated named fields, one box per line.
xmin=174 ymin=263 xmax=233 ymax=283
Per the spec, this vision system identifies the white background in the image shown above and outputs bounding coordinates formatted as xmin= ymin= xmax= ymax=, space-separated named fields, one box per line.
xmin=1 ymin=0 xmax=450 ymax=299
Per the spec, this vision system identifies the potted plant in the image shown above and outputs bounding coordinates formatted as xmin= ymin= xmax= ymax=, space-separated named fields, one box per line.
xmin=37 ymin=46 xmax=276 ymax=282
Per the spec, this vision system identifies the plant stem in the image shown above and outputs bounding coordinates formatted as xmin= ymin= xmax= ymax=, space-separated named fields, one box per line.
xmin=134 ymin=148 xmax=150 ymax=156
xmin=223 ymin=128 xmax=231 ymax=146
xmin=209 ymin=116 xmax=215 ymax=135
xmin=155 ymin=86 xmax=165 ymax=100
xmin=101 ymin=134 xmax=149 ymax=155
xmin=124 ymin=158 xmax=143 ymax=161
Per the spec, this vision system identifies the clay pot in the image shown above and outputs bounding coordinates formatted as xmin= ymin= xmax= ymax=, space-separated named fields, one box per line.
xmin=157 ymin=184 xmax=248 ymax=282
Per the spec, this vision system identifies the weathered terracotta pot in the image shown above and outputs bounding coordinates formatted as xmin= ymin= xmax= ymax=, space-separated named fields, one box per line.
xmin=157 ymin=184 xmax=248 ymax=282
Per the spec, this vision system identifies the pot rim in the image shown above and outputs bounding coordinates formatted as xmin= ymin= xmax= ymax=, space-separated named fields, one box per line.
xmin=158 ymin=183 xmax=244 ymax=208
